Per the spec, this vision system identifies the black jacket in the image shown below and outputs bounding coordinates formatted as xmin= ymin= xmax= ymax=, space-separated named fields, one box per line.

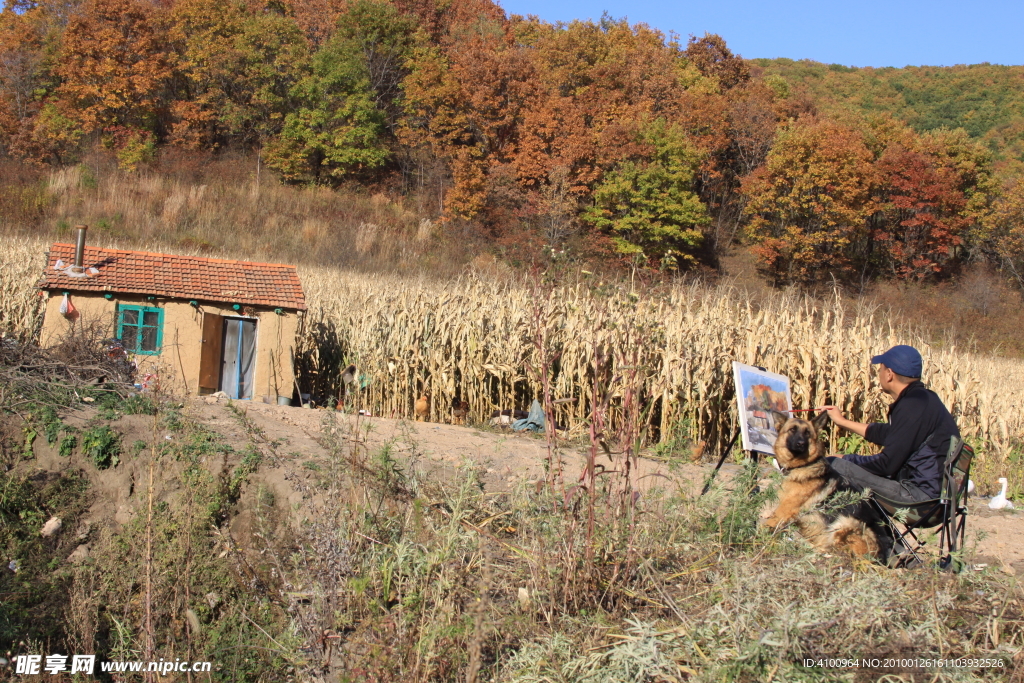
xmin=843 ymin=381 xmax=960 ymax=499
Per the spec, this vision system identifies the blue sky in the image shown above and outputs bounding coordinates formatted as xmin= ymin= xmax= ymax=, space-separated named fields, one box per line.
xmin=498 ymin=0 xmax=1023 ymax=68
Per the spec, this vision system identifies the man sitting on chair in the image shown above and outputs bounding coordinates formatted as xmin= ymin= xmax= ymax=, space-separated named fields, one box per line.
xmin=823 ymin=345 xmax=961 ymax=506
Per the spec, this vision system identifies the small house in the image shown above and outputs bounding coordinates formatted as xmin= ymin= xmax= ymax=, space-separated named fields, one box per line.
xmin=39 ymin=227 xmax=306 ymax=401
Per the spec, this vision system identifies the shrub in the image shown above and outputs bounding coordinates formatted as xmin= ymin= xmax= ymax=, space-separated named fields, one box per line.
xmin=81 ymin=425 xmax=120 ymax=469
xmin=0 ymin=470 xmax=91 ymax=646
xmin=59 ymin=433 xmax=77 ymax=458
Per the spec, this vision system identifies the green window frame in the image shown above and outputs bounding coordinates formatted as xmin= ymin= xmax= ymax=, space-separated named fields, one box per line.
xmin=117 ymin=305 xmax=163 ymax=355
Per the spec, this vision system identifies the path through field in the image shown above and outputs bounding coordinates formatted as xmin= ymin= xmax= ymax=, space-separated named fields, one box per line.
xmin=225 ymin=399 xmax=1024 ymax=577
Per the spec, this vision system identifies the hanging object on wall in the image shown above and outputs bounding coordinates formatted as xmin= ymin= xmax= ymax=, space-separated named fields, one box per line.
xmin=59 ymin=293 xmax=79 ymax=320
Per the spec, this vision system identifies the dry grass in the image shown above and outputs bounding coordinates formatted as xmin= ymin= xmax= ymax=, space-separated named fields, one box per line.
xmin=868 ymin=270 xmax=1024 ymax=359
xmin=0 ymin=155 xmax=478 ymax=277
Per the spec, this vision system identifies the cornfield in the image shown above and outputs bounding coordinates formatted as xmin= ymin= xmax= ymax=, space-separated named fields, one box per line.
xmin=297 ymin=266 xmax=1024 ymax=464
xmin=0 ymin=236 xmax=48 ymax=343
xmin=3 ymin=234 xmax=1022 ymax=466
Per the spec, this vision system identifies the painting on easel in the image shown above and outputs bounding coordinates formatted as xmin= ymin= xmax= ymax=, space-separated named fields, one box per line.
xmin=732 ymin=362 xmax=793 ymax=455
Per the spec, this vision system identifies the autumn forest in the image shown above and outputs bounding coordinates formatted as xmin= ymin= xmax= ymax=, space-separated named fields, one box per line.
xmin=2 ymin=0 xmax=1024 ymax=286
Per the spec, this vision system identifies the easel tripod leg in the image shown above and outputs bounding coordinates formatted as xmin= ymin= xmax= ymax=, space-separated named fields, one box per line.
xmin=701 ymin=426 xmax=742 ymax=496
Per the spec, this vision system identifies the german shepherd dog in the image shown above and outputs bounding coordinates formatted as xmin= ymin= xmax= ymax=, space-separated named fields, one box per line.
xmin=762 ymin=411 xmax=887 ymax=559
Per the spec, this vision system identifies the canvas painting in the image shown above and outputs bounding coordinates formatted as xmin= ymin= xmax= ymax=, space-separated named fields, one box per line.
xmin=732 ymin=362 xmax=794 ymax=455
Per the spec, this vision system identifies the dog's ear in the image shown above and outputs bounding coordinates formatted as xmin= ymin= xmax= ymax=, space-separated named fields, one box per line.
xmin=812 ymin=410 xmax=830 ymax=433
xmin=770 ymin=410 xmax=790 ymax=432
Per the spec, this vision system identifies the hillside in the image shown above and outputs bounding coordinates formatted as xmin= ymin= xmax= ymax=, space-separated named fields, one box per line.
xmin=754 ymin=59 xmax=1024 ymax=168
xmin=3 ymin=0 xmax=1024 ymax=286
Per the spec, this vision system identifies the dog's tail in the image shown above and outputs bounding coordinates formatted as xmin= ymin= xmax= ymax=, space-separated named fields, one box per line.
xmin=794 ymin=513 xmax=832 ymax=552
xmin=830 ymin=516 xmax=880 ymax=558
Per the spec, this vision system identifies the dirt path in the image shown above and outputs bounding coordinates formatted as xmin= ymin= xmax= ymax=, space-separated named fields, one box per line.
xmin=220 ymin=398 xmax=1024 ymax=577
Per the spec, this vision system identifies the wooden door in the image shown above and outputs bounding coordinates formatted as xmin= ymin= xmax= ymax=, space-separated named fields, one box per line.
xmin=198 ymin=312 xmax=224 ymax=393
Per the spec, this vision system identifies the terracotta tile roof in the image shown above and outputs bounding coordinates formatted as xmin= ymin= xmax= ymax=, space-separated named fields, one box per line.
xmin=40 ymin=243 xmax=307 ymax=311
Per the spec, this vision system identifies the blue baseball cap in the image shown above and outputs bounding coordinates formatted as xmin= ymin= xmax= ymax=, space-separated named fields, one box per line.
xmin=871 ymin=345 xmax=922 ymax=378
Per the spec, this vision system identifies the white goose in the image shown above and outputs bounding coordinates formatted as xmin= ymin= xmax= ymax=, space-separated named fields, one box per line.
xmin=989 ymin=477 xmax=1014 ymax=510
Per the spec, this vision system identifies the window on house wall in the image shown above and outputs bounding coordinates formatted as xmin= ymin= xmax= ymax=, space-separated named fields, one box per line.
xmin=117 ymin=305 xmax=163 ymax=354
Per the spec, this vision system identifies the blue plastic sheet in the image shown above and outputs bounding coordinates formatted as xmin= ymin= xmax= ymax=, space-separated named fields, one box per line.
xmin=512 ymin=399 xmax=545 ymax=432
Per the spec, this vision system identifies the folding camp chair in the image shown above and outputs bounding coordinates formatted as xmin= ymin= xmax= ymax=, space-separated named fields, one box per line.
xmin=870 ymin=436 xmax=973 ymax=570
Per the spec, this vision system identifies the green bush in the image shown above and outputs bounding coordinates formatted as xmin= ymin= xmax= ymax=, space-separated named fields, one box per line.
xmin=81 ymin=426 xmax=120 ymax=469
xmin=58 ymin=433 xmax=77 ymax=458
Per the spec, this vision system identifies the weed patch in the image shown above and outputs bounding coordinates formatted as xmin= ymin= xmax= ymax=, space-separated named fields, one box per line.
xmin=226 ymin=447 xmax=262 ymax=503
xmin=80 ymin=425 xmax=120 ymax=469
xmin=2 ymin=326 xmax=1021 ymax=681
xmin=262 ymin=416 xmax=1024 ymax=682
xmin=56 ymin=406 xmax=295 ymax=680
xmin=97 ymin=391 xmax=158 ymax=419
xmin=58 ymin=432 xmax=77 ymax=457
xmin=0 ymin=470 xmax=91 ymax=646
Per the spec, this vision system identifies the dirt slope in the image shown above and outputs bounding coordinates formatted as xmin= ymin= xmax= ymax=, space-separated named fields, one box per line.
xmin=20 ymin=396 xmax=1024 ymax=576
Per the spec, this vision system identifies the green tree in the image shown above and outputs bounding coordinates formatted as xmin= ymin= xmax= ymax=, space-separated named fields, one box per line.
xmin=337 ymin=0 xmax=420 ymax=134
xmin=583 ymin=121 xmax=709 ymax=267
xmin=262 ymin=1 xmax=415 ymax=182
xmin=169 ymin=0 xmax=309 ymax=148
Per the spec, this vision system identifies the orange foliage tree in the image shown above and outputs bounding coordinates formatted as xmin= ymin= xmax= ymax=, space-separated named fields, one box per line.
xmin=868 ymin=132 xmax=992 ymax=280
xmin=402 ymin=16 xmax=536 ymax=219
xmin=992 ymin=179 xmax=1024 ymax=288
xmin=743 ymin=118 xmax=875 ymax=284
xmin=0 ymin=7 xmax=38 ymax=133
xmin=688 ymin=80 xmax=781 ymax=260
xmin=0 ymin=0 xmax=79 ymax=161
xmin=57 ymin=0 xmax=174 ymax=159
xmin=745 ymin=114 xmax=995 ymax=284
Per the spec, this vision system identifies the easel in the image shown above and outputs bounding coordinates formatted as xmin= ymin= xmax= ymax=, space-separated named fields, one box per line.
xmin=699 ymin=364 xmax=770 ymax=497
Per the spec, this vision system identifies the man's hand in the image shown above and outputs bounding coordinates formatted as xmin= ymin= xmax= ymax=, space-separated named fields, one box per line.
xmin=821 ymin=405 xmax=844 ymax=423
xmin=820 ymin=406 xmax=869 ymax=438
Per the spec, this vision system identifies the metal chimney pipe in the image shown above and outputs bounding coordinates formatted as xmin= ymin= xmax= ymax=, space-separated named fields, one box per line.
xmin=73 ymin=225 xmax=88 ymax=270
